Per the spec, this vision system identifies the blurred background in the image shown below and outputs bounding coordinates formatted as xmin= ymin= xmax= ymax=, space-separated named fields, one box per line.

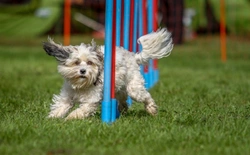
xmin=0 ymin=0 xmax=249 ymax=44
xmin=1 ymin=2 xmax=250 ymax=153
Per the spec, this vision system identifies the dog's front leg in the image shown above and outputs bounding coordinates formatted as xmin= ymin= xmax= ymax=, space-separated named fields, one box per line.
xmin=48 ymin=94 xmax=73 ymax=118
xmin=65 ymin=102 xmax=99 ymax=120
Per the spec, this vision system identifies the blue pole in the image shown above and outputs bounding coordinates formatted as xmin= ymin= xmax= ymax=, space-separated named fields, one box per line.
xmin=123 ymin=0 xmax=130 ymax=50
xmin=147 ymin=0 xmax=154 ymax=88
xmin=101 ymin=0 xmax=113 ymax=123
xmin=123 ymin=0 xmax=132 ymax=106
xmin=111 ymin=98 xmax=117 ymax=122
xmin=114 ymin=0 xmax=121 ymax=119
xmin=116 ymin=0 xmax=122 ymax=47
xmin=139 ymin=0 xmax=149 ymax=89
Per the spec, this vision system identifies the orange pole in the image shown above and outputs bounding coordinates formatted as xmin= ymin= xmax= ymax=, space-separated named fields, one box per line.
xmin=220 ymin=0 xmax=226 ymax=62
xmin=64 ymin=0 xmax=71 ymax=45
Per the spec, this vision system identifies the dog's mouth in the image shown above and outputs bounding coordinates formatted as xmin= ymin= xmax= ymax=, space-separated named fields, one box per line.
xmin=79 ymin=75 xmax=86 ymax=79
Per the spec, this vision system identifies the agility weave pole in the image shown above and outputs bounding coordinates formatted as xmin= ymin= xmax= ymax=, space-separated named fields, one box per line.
xmin=123 ymin=0 xmax=133 ymax=106
xmin=101 ymin=0 xmax=159 ymax=123
xmin=63 ymin=0 xmax=71 ymax=46
xmin=101 ymin=0 xmax=116 ymax=123
xmin=220 ymin=0 xmax=227 ymax=62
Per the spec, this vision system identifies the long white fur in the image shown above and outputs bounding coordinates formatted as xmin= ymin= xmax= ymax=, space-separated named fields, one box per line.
xmin=135 ymin=28 xmax=173 ymax=64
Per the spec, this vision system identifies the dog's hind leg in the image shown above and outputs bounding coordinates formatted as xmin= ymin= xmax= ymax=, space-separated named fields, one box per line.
xmin=126 ymin=75 xmax=158 ymax=115
xmin=116 ymin=90 xmax=129 ymax=114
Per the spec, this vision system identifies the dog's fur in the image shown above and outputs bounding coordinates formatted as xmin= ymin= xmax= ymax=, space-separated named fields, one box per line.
xmin=43 ymin=28 xmax=173 ymax=120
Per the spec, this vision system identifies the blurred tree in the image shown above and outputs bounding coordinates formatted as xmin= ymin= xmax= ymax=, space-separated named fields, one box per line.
xmin=0 ymin=0 xmax=31 ymax=4
xmin=196 ymin=0 xmax=229 ymax=34
xmin=0 ymin=0 xmax=41 ymax=14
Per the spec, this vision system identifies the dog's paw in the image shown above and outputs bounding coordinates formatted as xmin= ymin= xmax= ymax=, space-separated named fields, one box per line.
xmin=65 ymin=109 xmax=85 ymax=120
xmin=48 ymin=114 xmax=58 ymax=118
xmin=47 ymin=103 xmax=72 ymax=118
xmin=48 ymin=111 xmax=65 ymax=118
xmin=145 ymin=103 xmax=158 ymax=116
xmin=118 ymin=103 xmax=128 ymax=114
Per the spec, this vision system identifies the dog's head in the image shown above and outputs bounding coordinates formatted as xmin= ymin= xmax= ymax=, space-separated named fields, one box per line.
xmin=43 ymin=38 xmax=103 ymax=89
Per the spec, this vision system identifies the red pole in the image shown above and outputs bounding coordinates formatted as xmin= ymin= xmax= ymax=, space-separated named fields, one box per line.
xmin=220 ymin=0 xmax=227 ymax=62
xmin=142 ymin=0 xmax=148 ymax=73
xmin=142 ymin=0 xmax=148 ymax=35
xmin=153 ymin=0 xmax=158 ymax=70
xmin=64 ymin=0 xmax=71 ymax=45
xmin=111 ymin=0 xmax=117 ymax=99
xmin=129 ymin=0 xmax=134 ymax=51
xmin=153 ymin=0 xmax=158 ymax=31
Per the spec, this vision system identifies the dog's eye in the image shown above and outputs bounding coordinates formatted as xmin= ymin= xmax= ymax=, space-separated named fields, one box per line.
xmin=74 ymin=59 xmax=81 ymax=65
xmin=87 ymin=61 xmax=93 ymax=65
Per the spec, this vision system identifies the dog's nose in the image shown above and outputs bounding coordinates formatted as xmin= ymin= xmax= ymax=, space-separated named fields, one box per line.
xmin=80 ymin=69 xmax=86 ymax=74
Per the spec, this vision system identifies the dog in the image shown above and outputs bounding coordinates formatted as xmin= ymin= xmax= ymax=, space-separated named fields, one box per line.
xmin=43 ymin=28 xmax=173 ymax=120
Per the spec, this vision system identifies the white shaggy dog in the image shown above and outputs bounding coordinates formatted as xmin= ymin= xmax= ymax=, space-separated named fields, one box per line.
xmin=43 ymin=28 xmax=173 ymax=120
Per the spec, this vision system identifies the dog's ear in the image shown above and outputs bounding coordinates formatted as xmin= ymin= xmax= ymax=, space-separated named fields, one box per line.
xmin=43 ymin=38 xmax=70 ymax=63
xmin=96 ymin=50 xmax=103 ymax=62
xmin=90 ymin=39 xmax=103 ymax=62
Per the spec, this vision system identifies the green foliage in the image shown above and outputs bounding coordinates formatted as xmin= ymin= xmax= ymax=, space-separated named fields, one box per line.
xmin=185 ymin=0 xmax=250 ymax=35
xmin=0 ymin=0 xmax=41 ymax=14
xmin=0 ymin=36 xmax=250 ymax=155
xmin=0 ymin=0 xmax=63 ymax=37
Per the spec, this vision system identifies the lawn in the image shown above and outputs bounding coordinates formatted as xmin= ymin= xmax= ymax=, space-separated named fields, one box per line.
xmin=0 ymin=35 xmax=250 ymax=155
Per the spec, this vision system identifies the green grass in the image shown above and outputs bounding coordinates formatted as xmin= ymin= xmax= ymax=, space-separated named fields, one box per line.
xmin=0 ymin=36 xmax=250 ymax=155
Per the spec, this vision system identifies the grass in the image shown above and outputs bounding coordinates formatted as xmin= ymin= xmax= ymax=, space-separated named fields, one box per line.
xmin=0 ymin=35 xmax=250 ymax=155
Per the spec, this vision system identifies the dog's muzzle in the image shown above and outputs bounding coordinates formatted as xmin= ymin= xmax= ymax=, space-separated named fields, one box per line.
xmin=79 ymin=69 xmax=87 ymax=78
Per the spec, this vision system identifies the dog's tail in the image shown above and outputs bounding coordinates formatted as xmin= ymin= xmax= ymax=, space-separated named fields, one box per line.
xmin=135 ymin=28 xmax=173 ymax=65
